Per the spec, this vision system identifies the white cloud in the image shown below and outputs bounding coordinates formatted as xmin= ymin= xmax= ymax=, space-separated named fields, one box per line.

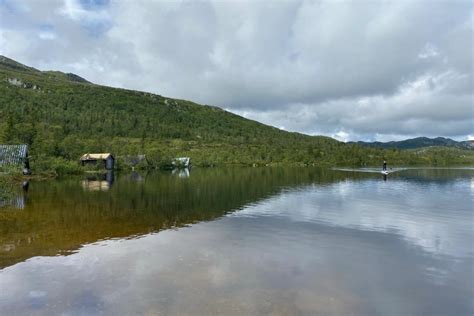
xmin=38 ymin=30 xmax=56 ymax=40
xmin=332 ymin=131 xmax=350 ymax=142
xmin=0 ymin=30 xmax=5 ymax=55
xmin=58 ymin=0 xmax=110 ymax=23
xmin=58 ymin=0 xmax=85 ymax=20
xmin=0 ymin=0 xmax=472 ymax=141
xmin=418 ymin=43 xmax=440 ymax=59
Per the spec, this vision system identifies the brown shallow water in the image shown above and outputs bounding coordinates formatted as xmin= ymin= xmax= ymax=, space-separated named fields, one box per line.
xmin=0 ymin=167 xmax=473 ymax=315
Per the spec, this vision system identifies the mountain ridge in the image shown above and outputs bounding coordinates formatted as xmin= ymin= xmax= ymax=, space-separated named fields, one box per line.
xmin=350 ymin=137 xmax=473 ymax=150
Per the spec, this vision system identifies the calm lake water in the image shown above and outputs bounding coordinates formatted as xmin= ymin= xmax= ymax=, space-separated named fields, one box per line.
xmin=0 ymin=167 xmax=473 ymax=315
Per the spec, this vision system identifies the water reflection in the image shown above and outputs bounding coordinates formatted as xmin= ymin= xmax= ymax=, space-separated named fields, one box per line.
xmin=81 ymin=171 xmax=115 ymax=191
xmin=2 ymin=168 xmax=358 ymax=268
xmin=0 ymin=181 xmax=29 ymax=210
xmin=232 ymin=174 xmax=473 ymax=258
xmin=172 ymin=167 xmax=190 ymax=178
xmin=128 ymin=170 xmax=144 ymax=182
xmin=0 ymin=168 xmax=473 ymax=315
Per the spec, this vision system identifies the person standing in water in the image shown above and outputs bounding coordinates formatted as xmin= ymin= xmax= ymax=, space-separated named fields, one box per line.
xmin=383 ymin=160 xmax=387 ymax=171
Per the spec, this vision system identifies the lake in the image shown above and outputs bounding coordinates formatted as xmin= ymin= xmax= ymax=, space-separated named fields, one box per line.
xmin=0 ymin=167 xmax=473 ymax=315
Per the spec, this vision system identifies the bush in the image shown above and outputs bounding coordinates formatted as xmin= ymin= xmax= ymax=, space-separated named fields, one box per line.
xmin=30 ymin=156 xmax=82 ymax=175
xmin=0 ymin=175 xmax=15 ymax=200
xmin=0 ymin=164 xmax=23 ymax=175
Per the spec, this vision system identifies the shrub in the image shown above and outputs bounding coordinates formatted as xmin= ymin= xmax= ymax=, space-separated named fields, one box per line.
xmin=30 ymin=156 xmax=82 ymax=175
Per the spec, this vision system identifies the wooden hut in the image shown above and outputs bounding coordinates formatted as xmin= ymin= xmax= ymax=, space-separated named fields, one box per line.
xmin=80 ymin=153 xmax=115 ymax=170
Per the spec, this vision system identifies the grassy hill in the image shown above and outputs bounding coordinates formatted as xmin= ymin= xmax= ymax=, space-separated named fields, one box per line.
xmin=0 ymin=55 xmax=473 ymax=174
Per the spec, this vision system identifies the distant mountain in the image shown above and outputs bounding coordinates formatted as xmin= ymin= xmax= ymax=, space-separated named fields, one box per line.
xmin=0 ymin=56 xmax=89 ymax=84
xmin=0 ymin=56 xmax=40 ymax=73
xmin=350 ymin=137 xmax=474 ymax=150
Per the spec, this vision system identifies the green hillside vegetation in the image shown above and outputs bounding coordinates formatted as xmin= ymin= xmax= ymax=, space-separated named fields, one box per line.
xmin=0 ymin=55 xmax=473 ymax=175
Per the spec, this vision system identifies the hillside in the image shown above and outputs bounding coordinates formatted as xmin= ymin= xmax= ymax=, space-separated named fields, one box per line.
xmin=0 ymin=56 xmax=473 ymax=173
xmin=351 ymin=137 xmax=474 ymax=150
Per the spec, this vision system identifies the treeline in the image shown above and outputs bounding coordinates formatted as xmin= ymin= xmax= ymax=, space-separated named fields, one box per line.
xmin=0 ymin=57 xmax=473 ymax=175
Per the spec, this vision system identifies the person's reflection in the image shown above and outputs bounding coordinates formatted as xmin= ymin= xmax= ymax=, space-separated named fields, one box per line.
xmin=383 ymin=174 xmax=387 ymax=181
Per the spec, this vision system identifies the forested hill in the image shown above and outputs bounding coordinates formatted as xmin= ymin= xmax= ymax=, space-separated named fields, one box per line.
xmin=0 ymin=55 xmax=472 ymax=172
xmin=350 ymin=137 xmax=474 ymax=150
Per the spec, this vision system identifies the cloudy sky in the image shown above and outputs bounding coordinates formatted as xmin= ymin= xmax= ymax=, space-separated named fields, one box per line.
xmin=0 ymin=0 xmax=472 ymax=141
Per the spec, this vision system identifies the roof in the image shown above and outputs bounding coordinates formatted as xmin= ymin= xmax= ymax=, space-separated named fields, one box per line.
xmin=80 ymin=153 xmax=113 ymax=161
xmin=172 ymin=157 xmax=191 ymax=167
xmin=174 ymin=157 xmax=190 ymax=162
xmin=0 ymin=145 xmax=28 ymax=165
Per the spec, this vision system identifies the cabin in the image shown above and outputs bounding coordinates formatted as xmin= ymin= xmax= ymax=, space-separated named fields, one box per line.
xmin=0 ymin=144 xmax=30 ymax=174
xmin=172 ymin=157 xmax=191 ymax=169
xmin=80 ymin=153 xmax=115 ymax=170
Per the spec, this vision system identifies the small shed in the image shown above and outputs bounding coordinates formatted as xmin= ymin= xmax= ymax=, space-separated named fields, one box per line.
xmin=80 ymin=153 xmax=115 ymax=170
xmin=172 ymin=157 xmax=191 ymax=169
xmin=0 ymin=144 xmax=30 ymax=174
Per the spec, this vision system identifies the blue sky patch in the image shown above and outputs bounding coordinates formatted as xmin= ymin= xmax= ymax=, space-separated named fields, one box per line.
xmin=81 ymin=18 xmax=112 ymax=38
xmin=0 ymin=0 xmax=22 ymax=14
xmin=39 ymin=24 xmax=54 ymax=32
xmin=79 ymin=0 xmax=110 ymax=11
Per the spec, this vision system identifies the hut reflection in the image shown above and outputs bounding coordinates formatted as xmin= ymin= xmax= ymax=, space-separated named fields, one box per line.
xmin=81 ymin=171 xmax=115 ymax=191
xmin=0 ymin=181 xmax=29 ymax=210
xmin=128 ymin=171 xmax=144 ymax=182
xmin=172 ymin=168 xmax=190 ymax=178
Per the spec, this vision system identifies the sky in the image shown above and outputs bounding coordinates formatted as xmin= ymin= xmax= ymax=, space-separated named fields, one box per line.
xmin=0 ymin=0 xmax=472 ymax=142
